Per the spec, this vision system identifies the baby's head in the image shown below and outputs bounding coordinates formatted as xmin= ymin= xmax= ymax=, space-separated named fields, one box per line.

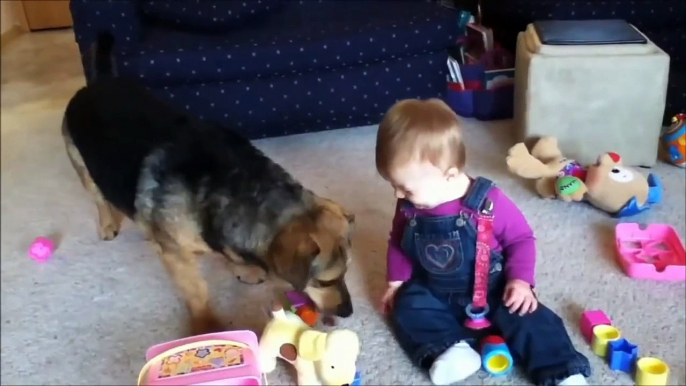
xmin=376 ymin=98 xmax=467 ymax=209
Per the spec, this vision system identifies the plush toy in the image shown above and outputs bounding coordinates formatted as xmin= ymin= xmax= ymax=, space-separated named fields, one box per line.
xmin=506 ymin=136 xmax=662 ymax=217
xmin=259 ymin=301 xmax=360 ymax=386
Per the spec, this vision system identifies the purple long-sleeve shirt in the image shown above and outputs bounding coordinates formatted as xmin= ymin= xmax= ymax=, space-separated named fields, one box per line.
xmin=387 ymin=185 xmax=537 ymax=286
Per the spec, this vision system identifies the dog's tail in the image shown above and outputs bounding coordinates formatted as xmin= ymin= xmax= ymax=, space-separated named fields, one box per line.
xmin=89 ymin=31 xmax=117 ymax=80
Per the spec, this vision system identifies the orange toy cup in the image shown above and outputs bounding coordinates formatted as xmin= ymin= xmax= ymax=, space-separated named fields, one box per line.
xmin=296 ymin=306 xmax=320 ymax=327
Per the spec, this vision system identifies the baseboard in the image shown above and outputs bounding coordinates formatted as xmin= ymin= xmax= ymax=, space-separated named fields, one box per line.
xmin=1 ymin=25 xmax=23 ymax=51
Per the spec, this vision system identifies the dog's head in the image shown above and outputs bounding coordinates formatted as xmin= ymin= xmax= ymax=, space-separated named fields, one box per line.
xmin=270 ymin=196 xmax=355 ymax=318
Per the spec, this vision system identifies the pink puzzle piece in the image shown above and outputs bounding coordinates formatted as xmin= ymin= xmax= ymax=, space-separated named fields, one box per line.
xmin=615 ymin=223 xmax=685 ymax=281
xmin=28 ymin=237 xmax=55 ymax=262
xmin=580 ymin=310 xmax=612 ymax=344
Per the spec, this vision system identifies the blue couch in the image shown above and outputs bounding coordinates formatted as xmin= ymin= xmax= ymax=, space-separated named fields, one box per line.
xmin=69 ymin=0 xmax=459 ymax=139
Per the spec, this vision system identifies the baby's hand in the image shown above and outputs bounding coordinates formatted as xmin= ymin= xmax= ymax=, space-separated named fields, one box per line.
xmin=380 ymin=281 xmax=403 ymax=314
xmin=503 ymin=279 xmax=538 ymax=316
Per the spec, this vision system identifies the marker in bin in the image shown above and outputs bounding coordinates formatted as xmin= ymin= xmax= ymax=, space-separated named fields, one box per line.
xmin=447 ymin=57 xmax=464 ymax=89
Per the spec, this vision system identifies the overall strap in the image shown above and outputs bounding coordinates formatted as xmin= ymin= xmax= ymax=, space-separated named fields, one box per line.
xmin=462 ymin=177 xmax=495 ymax=213
xmin=399 ymin=199 xmax=416 ymax=218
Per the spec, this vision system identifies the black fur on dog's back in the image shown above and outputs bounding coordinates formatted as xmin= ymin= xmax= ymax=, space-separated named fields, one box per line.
xmin=65 ymin=33 xmax=310 ymax=239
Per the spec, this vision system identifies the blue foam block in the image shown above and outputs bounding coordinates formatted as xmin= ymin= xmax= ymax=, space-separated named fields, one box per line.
xmin=608 ymin=338 xmax=638 ymax=373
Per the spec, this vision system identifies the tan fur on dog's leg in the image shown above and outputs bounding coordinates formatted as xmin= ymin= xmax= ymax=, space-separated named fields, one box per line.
xmin=62 ymin=123 xmax=123 ymax=240
xmin=224 ymin=248 xmax=267 ymax=285
xmin=157 ymin=244 xmax=223 ymax=335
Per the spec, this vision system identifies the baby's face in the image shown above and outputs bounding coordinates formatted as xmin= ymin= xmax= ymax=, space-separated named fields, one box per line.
xmin=389 ymin=161 xmax=450 ymax=209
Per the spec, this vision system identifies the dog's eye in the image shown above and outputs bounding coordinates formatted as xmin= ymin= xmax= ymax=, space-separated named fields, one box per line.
xmin=317 ymin=279 xmax=338 ymax=287
xmin=331 ymin=365 xmax=335 ymax=369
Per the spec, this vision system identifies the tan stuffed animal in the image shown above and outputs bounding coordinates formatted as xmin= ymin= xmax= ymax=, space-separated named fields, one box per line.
xmin=506 ymin=137 xmax=662 ymax=217
xmin=505 ymin=137 xmax=589 ymax=201
xmin=259 ymin=301 xmax=360 ymax=386
xmin=584 ymin=153 xmax=651 ymax=214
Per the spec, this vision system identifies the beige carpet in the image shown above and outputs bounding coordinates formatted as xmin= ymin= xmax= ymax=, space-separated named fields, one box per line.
xmin=2 ymin=31 xmax=685 ymax=386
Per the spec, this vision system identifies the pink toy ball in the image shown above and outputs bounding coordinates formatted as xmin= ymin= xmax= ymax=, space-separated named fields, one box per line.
xmin=28 ymin=237 xmax=55 ymax=262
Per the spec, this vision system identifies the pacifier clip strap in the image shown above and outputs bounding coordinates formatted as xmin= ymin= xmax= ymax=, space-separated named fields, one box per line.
xmin=465 ymin=199 xmax=495 ymax=330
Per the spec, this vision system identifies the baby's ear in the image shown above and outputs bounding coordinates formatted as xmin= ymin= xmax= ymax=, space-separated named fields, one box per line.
xmin=445 ymin=167 xmax=461 ymax=181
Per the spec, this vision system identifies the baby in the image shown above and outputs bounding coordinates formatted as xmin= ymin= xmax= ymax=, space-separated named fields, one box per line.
xmin=375 ymin=99 xmax=591 ymax=386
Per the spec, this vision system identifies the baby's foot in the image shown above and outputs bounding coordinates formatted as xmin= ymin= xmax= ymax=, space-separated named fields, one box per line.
xmin=429 ymin=341 xmax=481 ymax=385
xmin=558 ymin=374 xmax=588 ymax=385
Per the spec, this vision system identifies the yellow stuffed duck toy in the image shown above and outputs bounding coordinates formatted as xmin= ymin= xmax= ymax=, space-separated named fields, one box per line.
xmin=259 ymin=301 xmax=360 ymax=386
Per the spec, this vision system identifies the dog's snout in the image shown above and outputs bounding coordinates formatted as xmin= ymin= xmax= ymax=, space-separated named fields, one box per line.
xmin=336 ymin=301 xmax=353 ymax=318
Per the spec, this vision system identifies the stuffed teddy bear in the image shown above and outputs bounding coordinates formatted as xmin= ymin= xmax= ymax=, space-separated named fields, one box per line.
xmin=259 ymin=301 xmax=360 ymax=386
xmin=506 ymin=136 xmax=662 ymax=217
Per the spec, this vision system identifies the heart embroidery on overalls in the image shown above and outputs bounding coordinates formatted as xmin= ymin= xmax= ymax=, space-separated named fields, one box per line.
xmin=424 ymin=244 xmax=455 ymax=269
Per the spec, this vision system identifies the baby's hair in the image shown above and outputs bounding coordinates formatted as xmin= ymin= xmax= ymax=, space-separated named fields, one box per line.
xmin=375 ymin=98 xmax=465 ymax=180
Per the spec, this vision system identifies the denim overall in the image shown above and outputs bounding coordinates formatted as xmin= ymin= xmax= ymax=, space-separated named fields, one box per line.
xmin=390 ymin=177 xmax=591 ymax=386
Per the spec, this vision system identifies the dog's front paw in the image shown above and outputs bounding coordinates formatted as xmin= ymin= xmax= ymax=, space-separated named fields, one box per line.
xmin=97 ymin=223 xmax=119 ymax=241
xmin=233 ymin=264 xmax=267 ymax=285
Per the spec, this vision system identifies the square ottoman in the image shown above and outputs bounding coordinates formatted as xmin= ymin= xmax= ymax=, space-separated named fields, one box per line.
xmin=513 ymin=21 xmax=670 ymax=166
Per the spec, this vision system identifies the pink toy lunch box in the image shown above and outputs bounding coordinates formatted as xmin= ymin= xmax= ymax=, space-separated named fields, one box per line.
xmin=138 ymin=331 xmax=267 ymax=386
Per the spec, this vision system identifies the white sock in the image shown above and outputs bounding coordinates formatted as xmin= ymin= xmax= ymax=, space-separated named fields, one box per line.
xmin=429 ymin=341 xmax=481 ymax=385
xmin=558 ymin=374 xmax=588 ymax=386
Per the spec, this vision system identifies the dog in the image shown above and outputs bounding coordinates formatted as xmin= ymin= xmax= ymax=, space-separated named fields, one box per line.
xmin=62 ymin=32 xmax=355 ymax=334
xmin=259 ymin=301 xmax=360 ymax=386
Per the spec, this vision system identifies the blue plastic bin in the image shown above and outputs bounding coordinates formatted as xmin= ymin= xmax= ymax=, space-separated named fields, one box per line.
xmin=444 ymin=62 xmax=514 ymax=121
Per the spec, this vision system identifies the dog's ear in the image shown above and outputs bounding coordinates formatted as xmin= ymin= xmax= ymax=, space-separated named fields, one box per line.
xmin=344 ymin=212 xmax=355 ymax=225
xmin=272 ymin=234 xmax=321 ymax=291
xmin=314 ymin=195 xmax=355 ymax=225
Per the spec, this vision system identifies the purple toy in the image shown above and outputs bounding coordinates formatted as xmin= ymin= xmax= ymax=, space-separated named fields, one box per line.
xmin=285 ymin=291 xmax=311 ymax=309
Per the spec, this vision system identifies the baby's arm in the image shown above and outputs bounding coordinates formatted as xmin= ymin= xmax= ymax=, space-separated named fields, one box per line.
xmin=491 ymin=189 xmax=537 ymax=287
xmin=387 ymin=200 xmax=413 ymax=284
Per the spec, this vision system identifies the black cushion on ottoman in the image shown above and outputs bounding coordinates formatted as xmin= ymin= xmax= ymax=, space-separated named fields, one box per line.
xmin=533 ymin=19 xmax=647 ymax=46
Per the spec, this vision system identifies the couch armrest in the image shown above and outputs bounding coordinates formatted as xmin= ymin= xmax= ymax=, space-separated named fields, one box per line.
xmin=70 ymin=0 xmax=143 ymax=54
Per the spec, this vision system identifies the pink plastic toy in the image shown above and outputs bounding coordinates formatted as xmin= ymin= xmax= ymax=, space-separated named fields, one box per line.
xmin=615 ymin=223 xmax=686 ymax=281
xmin=580 ymin=310 xmax=612 ymax=344
xmin=28 ymin=237 xmax=55 ymax=262
xmin=138 ymin=330 xmax=266 ymax=386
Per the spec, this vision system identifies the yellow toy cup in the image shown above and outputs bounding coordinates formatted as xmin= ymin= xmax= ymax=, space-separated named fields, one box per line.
xmin=636 ymin=357 xmax=669 ymax=386
xmin=591 ymin=325 xmax=621 ymax=357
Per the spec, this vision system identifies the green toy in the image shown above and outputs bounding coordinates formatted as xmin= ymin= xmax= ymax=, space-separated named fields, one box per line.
xmin=555 ymin=176 xmax=587 ymax=202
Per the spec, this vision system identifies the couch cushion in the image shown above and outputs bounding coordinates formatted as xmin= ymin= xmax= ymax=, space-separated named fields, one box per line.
xmin=141 ymin=0 xmax=284 ymax=32
xmin=118 ymin=0 xmax=457 ymax=87
xmin=142 ymin=49 xmax=448 ymax=139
